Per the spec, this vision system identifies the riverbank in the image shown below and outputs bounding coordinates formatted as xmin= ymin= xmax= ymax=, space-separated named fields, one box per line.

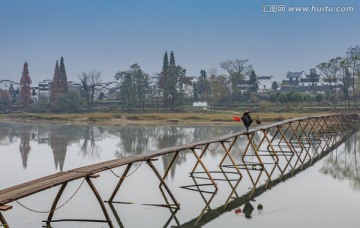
xmin=0 ymin=112 xmax=330 ymax=126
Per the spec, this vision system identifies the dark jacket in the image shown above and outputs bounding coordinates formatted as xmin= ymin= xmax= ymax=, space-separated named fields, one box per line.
xmin=241 ymin=113 xmax=253 ymax=131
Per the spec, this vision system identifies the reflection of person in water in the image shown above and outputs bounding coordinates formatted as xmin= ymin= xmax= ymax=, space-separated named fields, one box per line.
xmin=243 ymin=202 xmax=254 ymax=218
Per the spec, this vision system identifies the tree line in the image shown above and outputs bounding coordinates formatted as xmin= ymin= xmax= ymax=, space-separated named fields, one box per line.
xmin=0 ymin=45 xmax=359 ymax=113
xmin=316 ymin=45 xmax=360 ymax=108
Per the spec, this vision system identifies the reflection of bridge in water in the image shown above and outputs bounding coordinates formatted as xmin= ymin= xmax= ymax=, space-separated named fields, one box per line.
xmin=0 ymin=114 xmax=358 ymax=227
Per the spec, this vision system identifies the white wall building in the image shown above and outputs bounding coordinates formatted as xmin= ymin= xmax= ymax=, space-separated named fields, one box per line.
xmin=257 ymin=76 xmax=274 ymax=93
xmin=36 ymin=79 xmax=52 ymax=102
xmin=0 ymin=80 xmax=20 ymax=92
xmin=94 ymin=81 xmax=120 ymax=100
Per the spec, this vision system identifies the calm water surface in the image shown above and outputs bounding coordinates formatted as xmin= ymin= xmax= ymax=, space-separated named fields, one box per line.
xmin=0 ymin=121 xmax=359 ymax=228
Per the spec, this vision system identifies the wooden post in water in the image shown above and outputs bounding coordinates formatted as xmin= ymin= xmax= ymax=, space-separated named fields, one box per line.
xmin=0 ymin=211 xmax=9 ymax=228
xmin=0 ymin=205 xmax=12 ymax=228
xmin=46 ymin=183 xmax=68 ymax=226
xmin=108 ymin=163 xmax=133 ymax=203
xmin=85 ymin=176 xmax=114 ymax=228
xmin=161 ymin=151 xmax=179 ymax=187
xmin=219 ymin=138 xmax=243 ymax=178
xmin=147 ymin=159 xmax=180 ymax=209
xmin=191 ymin=147 xmax=218 ymax=190
xmin=191 ymin=144 xmax=210 ymax=174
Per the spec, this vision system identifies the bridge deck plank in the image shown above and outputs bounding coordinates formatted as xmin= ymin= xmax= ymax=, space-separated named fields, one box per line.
xmin=0 ymin=172 xmax=84 ymax=206
xmin=0 ymin=156 xmax=143 ymax=206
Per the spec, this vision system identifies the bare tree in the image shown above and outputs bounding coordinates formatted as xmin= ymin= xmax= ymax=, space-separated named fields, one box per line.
xmin=340 ymin=58 xmax=352 ymax=108
xmin=89 ymin=70 xmax=102 ymax=108
xmin=78 ymin=72 xmax=90 ymax=110
xmin=317 ymin=57 xmax=341 ymax=108
xmin=346 ymin=45 xmax=360 ymax=109
xmin=208 ymin=68 xmax=230 ymax=112
xmin=220 ymin=59 xmax=252 ymax=102
xmin=79 ymin=70 xmax=102 ymax=110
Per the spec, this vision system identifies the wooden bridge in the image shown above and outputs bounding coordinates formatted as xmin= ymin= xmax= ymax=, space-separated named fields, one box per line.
xmin=0 ymin=113 xmax=358 ymax=227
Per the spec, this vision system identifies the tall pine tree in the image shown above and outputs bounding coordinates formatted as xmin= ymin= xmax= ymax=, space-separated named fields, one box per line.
xmin=50 ymin=61 xmax=61 ymax=104
xmin=20 ymin=62 xmax=32 ymax=106
xmin=59 ymin=56 xmax=68 ymax=92
xmin=169 ymin=51 xmax=175 ymax=67
xmin=198 ymin=70 xmax=209 ymax=99
xmin=248 ymin=70 xmax=258 ymax=94
xmin=158 ymin=52 xmax=170 ymax=107
xmin=50 ymin=57 xmax=68 ymax=106
xmin=159 ymin=52 xmax=169 ymax=90
xmin=162 ymin=52 xmax=169 ymax=73
xmin=167 ymin=51 xmax=178 ymax=109
xmin=158 ymin=50 xmax=191 ymax=109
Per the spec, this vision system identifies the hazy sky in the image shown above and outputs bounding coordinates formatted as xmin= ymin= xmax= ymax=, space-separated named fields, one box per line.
xmin=1 ymin=0 xmax=359 ymax=84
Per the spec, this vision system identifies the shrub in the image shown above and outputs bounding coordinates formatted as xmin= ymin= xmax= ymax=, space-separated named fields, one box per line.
xmin=51 ymin=92 xmax=84 ymax=113
xmin=259 ymin=101 xmax=269 ymax=111
xmin=29 ymin=99 xmax=50 ymax=113
xmin=315 ymin=94 xmax=323 ymax=103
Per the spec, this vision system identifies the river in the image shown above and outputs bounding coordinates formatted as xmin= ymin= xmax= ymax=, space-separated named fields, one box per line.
xmin=0 ymin=121 xmax=359 ymax=228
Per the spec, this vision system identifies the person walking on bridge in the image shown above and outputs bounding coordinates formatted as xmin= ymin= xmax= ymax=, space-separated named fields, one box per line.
xmin=241 ymin=111 xmax=253 ymax=131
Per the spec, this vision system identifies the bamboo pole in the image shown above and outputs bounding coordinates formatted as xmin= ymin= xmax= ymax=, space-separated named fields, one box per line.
xmin=0 ymin=212 xmax=9 ymax=228
xmin=46 ymin=183 xmax=68 ymax=226
xmin=108 ymin=163 xmax=133 ymax=203
xmin=220 ymin=138 xmax=242 ymax=177
xmin=85 ymin=177 xmax=114 ymax=228
xmin=191 ymin=145 xmax=209 ymax=174
xmin=147 ymin=160 xmax=180 ymax=209
xmin=191 ymin=148 xmax=218 ymax=190
xmin=161 ymin=151 xmax=179 ymax=187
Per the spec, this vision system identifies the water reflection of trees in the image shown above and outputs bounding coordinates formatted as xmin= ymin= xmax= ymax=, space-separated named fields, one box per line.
xmin=0 ymin=123 xmax=83 ymax=171
xmin=48 ymin=125 xmax=107 ymax=170
xmin=112 ymin=126 xmax=239 ymax=178
xmin=0 ymin=122 xmax=18 ymax=144
xmin=114 ymin=126 xmax=152 ymax=157
xmin=113 ymin=126 xmax=193 ymax=178
xmin=0 ymin=122 xmax=240 ymax=172
xmin=19 ymin=125 xmax=31 ymax=168
xmin=0 ymin=123 xmax=31 ymax=168
xmin=113 ymin=126 xmax=238 ymax=158
xmin=78 ymin=126 xmax=103 ymax=159
xmin=49 ymin=125 xmax=83 ymax=171
xmin=321 ymin=131 xmax=360 ymax=191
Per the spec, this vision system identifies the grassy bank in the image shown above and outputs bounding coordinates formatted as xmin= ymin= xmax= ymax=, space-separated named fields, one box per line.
xmin=0 ymin=111 xmax=331 ymax=126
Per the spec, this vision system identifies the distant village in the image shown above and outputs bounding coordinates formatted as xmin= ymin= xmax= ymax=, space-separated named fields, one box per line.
xmin=0 ymin=68 xmax=341 ymax=104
